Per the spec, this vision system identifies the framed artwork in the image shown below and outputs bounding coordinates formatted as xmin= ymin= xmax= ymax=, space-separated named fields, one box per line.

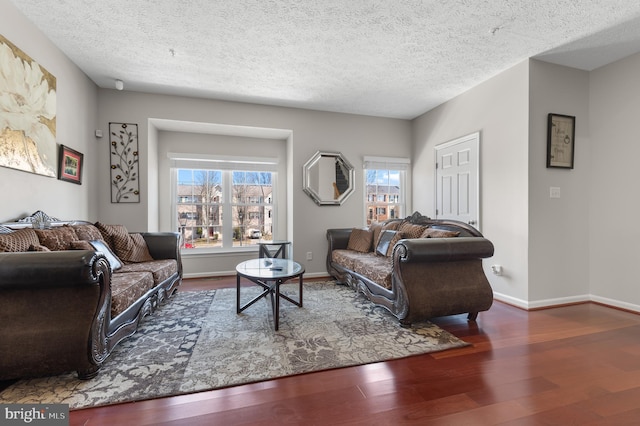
xmin=547 ymin=113 xmax=575 ymax=169
xmin=0 ymin=34 xmax=57 ymax=177
xmin=58 ymin=145 xmax=83 ymax=184
xmin=109 ymin=122 xmax=140 ymax=203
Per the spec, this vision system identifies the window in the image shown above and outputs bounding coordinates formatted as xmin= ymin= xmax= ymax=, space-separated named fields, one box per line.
xmin=171 ymin=154 xmax=277 ymax=250
xmin=364 ymin=156 xmax=409 ymax=225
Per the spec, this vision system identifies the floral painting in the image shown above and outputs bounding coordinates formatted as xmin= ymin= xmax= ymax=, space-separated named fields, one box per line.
xmin=109 ymin=122 xmax=140 ymax=203
xmin=0 ymin=34 xmax=57 ymax=177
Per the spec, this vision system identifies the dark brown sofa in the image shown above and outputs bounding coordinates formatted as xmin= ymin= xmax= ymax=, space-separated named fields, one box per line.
xmin=326 ymin=212 xmax=494 ymax=326
xmin=0 ymin=213 xmax=182 ymax=380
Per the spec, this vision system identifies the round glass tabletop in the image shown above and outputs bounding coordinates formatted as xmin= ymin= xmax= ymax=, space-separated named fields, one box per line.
xmin=236 ymin=258 xmax=304 ymax=280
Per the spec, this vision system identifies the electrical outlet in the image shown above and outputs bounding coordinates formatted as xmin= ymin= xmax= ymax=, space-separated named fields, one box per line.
xmin=306 ymin=251 xmax=313 ymax=260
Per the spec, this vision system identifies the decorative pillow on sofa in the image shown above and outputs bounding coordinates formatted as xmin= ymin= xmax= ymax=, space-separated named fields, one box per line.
xmin=369 ymin=222 xmax=383 ymax=249
xmin=347 ymin=228 xmax=373 ymax=253
xmin=374 ymin=220 xmax=400 ymax=250
xmin=127 ymin=233 xmax=154 ymax=263
xmin=376 ymin=230 xmax=404 ymax=257
xmin=0 ymin=228 xmax=39 ymax=252
xmin=69 ymin=240 xmax=94 ymax=250
xmin=34 ymin=227 xmax=79 ymax=251
xmin=95 ymin=222 xmax=154 ymax=263
xmin=71 ymin=224 xmax=103 ymax=241
xmin=28 ymin=244 xmax=50 ymax=252
xmin=89 ymin=239 xmax=123 ymax=270
xmin=420 ymin=228 xmax=461 ymax=238
xmin=398 ymin=222 xmax=427 ymax=239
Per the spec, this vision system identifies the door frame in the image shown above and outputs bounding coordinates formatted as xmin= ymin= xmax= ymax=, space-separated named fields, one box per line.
xmin=434 ymin=131 xmax=481 ymax=230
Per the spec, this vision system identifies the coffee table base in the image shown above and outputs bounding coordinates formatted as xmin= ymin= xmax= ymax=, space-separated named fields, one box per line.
xmin=236 ymin=274 xmax=303 ymax=331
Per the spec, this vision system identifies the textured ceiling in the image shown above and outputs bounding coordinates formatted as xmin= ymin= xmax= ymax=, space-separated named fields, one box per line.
xmin=10 ymin=0 xmax=640 ymax=119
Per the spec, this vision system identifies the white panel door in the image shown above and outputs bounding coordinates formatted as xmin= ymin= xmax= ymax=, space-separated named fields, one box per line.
xmin=435 ymin=132 xmax=480 ymax=229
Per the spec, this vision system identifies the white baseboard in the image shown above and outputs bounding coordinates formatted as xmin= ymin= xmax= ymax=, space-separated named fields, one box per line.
xmin=590 ymin=295 xmax=640 ymax=313
xmin=493 ymin=291 xmax=640 ymax=313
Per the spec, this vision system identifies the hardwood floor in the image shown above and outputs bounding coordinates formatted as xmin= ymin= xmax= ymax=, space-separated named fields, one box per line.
xmin=69 ymin=277 xmax=640 ymax=425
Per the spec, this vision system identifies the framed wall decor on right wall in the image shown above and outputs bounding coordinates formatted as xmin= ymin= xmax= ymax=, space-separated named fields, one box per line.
xmin=547 ymin=113 xmax=575 ymax=169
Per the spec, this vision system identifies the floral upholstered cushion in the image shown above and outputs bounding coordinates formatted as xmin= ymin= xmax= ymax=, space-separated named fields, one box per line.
xmin=117 ymin=259 xmax=178 ymax=284
xmin=332 ymin=250 xmax=392 ymax=289
xmin=347 ymin=228 xmax=373 ymax=253
xmin=110 ymin=272 xmax=155 ymax=318
xmin=0 ymin=228 xmax=39 ymax=252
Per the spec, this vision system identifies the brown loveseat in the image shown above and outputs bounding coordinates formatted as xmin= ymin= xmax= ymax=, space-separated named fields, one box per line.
xmin=0 ymin=212 xmax=182 ymax=380
xmin=326 ymin=212 xmax=494 ymax=326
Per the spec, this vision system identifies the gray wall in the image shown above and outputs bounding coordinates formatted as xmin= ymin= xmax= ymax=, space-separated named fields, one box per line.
xmin=0 ymin=0 xmax=99 ymax=222
xmin=97 ymin=90 xmax=412 ymax=276
xmin=589 ymin=52 xmax=640 ymax=310
xmin=412 ymin=60 xmax=531 ymax=303
xmin=528 ymin=60 xmax=591 ymax=306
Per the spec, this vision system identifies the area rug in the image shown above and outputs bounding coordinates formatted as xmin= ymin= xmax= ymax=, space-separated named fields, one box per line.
xmin=0 ymin=281 xmax=469 ymax=409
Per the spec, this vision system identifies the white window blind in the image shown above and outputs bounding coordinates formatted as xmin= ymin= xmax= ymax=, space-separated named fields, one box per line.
xmin=168 ymin=153 xmax=278 ymax=171
xmin=363 ymin=156 xmax=410 ymax=170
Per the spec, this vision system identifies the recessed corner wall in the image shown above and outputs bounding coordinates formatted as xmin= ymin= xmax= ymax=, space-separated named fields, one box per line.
xmin=528 ymin=59 xmax=590 ymax=304
xmin=589 ymin=52 xmax=640 ymax=310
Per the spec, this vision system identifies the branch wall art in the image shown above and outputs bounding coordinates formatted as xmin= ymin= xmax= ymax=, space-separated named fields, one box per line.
xmin=109 ymin=122 xmax=140 ymax=203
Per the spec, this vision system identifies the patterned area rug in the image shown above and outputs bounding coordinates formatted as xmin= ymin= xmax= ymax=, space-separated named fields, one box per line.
xmin=0 ymin=281 xmax=469 ymax=409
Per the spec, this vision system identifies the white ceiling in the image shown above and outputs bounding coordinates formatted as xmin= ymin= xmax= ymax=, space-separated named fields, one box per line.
xmin=10 ymin=1 xmax=640 ymax=119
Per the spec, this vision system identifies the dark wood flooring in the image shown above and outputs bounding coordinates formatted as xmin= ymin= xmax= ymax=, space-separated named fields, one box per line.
xmin=68 ymin=276 xmax=640 ymax=425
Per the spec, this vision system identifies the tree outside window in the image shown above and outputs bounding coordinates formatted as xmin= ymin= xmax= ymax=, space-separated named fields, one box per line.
xmin=176 ymin=169 xmax=273 ymax=249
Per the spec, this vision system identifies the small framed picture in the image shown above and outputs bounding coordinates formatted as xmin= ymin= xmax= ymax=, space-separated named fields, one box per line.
xmin=58 ymin=144 xmax=84 ymax=184
xmin=547 ymin=113 xmax=575 ymax=169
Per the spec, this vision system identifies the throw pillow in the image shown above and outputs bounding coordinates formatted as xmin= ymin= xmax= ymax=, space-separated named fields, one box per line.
xmin=34 ymin=227 xmax=79 ymax=251
xmin=398 ymin=222 xmax=427 ymax=239
xmin=94 ymin=222 xmax=128 ymax=251
xmin=386 ymin=231 xmax=405 ymax=256
xmin=71 ymin=224 xmax=103 ymax=241
xmin=126 ymin=233 xmax=154 ymax=263
xmin=70 ymin=240 xmax=94 ymax=250
xmin=368 ymin=222 xmax=383 ymax=249
xmin=89 ymin=239 xmax=123 ymax=270
xmin=0 ymin=228 xmax=39 ymax=252
xmin=28 ymin=244 xmax=50 ymax=252
xmin=374 ymin=220 xmax=400 ymax=250
xmin=94 ymin=222 xmax=154 ymax=263
xmin=421 ymin=228 xmax=461 ymax=238
xmin=376 ymin=230 xmax=403 ymax=257
xmin=347 ymin=228 xmax=373 ymax=253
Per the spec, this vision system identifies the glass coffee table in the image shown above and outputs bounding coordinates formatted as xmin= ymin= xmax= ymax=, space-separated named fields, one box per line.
xmin=236 ymin=258 xmax=304 ymax=331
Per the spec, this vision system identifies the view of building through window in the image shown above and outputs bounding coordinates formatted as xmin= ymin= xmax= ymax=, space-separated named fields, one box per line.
xmin=176 ymin=169 xmax=273 ymax=249
xmin=365 ymin=168 xmax=403 ymax=225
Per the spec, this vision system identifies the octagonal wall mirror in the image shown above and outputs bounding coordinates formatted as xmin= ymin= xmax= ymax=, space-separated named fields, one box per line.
xmin=302 ymin=151 xmax=355 ymax=206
